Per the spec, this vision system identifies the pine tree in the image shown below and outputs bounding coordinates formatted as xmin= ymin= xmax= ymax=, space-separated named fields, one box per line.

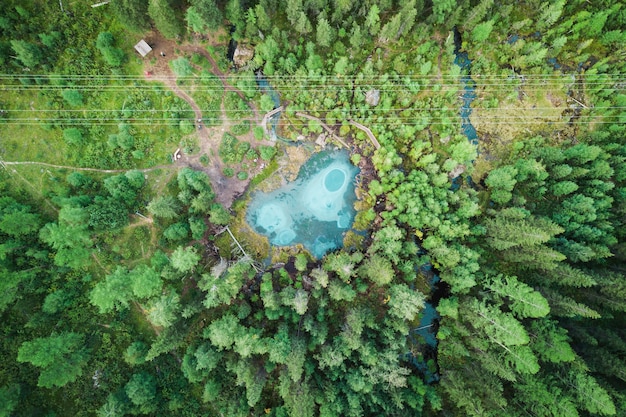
xmin=316 ymin=16 xmax=334 ymax=48
xmin=148 ymin=0 xmax=184 ymax=39
xmin=17 ymin=333 xmax=90 ymax=388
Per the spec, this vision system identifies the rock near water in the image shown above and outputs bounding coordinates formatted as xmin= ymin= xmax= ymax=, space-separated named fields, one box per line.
xmin=233 ymin=44 xmax=254 ymax=68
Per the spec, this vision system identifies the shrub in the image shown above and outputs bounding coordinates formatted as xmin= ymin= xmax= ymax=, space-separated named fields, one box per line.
xmin=259 ymin=145 xmax=277 ymax=161
xmin=230 ymin=120 xmax=250 ymax=136
xmin=63 ymin=128 xmax=84 ymax=146
xmin=253 ymin=126 xmax=265 ymax=140
xmin=62 ymin=90 xmax=83 ymax=106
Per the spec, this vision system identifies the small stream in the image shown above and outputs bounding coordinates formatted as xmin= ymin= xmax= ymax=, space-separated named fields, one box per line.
xmin=406 ymin=28 xmax=480 ymax=384
xmin=255 ymin=72 xmax=281 ymax=141
xmin=454 ymin=28 xmax=479 ymax=146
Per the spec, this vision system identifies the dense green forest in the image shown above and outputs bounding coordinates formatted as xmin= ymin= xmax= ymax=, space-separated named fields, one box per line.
xmin=1 ymin=0 xmax=625 ymax=416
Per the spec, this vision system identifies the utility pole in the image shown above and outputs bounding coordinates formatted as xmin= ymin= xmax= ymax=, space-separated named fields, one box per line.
xmin=59 ymin=0 xmax=64 ymax=13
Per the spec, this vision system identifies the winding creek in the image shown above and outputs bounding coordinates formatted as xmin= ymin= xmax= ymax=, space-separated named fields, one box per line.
xmin=241 ymin=31 xmax=480 ymax=383
xmin=406 ymin=28 xmax=480 ymax=383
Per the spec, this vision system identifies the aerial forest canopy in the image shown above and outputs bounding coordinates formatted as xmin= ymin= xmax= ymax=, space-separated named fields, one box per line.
xmin=0 ymin=0 xmax=625 ymax=416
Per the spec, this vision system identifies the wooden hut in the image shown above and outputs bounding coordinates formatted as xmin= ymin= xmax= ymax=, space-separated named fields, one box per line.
xmin=134 ymin=40 xmax=152 ymax=57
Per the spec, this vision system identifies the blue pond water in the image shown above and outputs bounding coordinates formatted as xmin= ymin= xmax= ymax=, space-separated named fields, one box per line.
xmin=246 ymin=150 xmax=359 ymax=258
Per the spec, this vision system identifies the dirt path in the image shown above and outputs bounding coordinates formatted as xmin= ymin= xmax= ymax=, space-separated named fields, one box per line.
xmin=141 ymin=33 xmax=272 ymax=208
xmin=2 ymin=160 xmax=174 ymax=173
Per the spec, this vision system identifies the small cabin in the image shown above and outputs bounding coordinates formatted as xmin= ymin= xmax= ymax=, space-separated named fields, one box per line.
xmin=134 ymin=40 xmax=152 ymax=57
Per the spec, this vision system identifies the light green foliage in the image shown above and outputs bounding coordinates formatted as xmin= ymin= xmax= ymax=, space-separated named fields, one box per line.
xmin=537 ymin=0 xmax=565 ymax=31
xmin=62 ymin=90 xmax=83 ymax=106
xmin=469 ymin=300 xmax=529 ymax=346
xmin=463 ymin=0 xmax=494 ymax=29
xmin=567 ymin=368 xmax=616 ymax=415
xmin=323 ymin=251 xmax=355 ymax=282
xmin=63 ymin=128 xmax=84 ymax=146
xmin=259 ymin=145 xmax=276 ymax=161
xmin=130 ymin=265 xmax=162 ymax=299
xmin=202 ymin=261 xmax=253 ymax=308
xmin=208 ymin=203 xmax=232 ymax=225
xmin=90 ymin=265 xmax=162 ymax=313
xmin=316 ymin=17 xmax=334 ymax=48
xmin=17 ymin=333 xmax=89 ymax=388
xmin=485 ymin=166 xmax=518 ymax=204
xmin=294 ymin=253 xmax=308 ymax=272
xmin=147 ymin=195 xmax=180 ymax=219
xmin=486 ymin=275 xmax=550 ymax=318
xmin=170 ymin=57 xmax=194 ymax=77
xmin=437 ymin=297 xmax=459 ymax=319
xmin=39 ymin=206 xmax=93 ymax=269
xmin=368 ymin=223 xmax=404 ymax=264
xmin=471 ymin=20 xmax=494 ymax=43
xmin=387 ymin=284 xmax=425 ymax=321
xmin=365 ymin=4 xmax=380 ymax=35
xmin=206 ymin=314 xmax=241 ymax=349
xmin=484 ymin=208 xmax=565 ymax=269
xmin=90 ymin=267 xmax=133 ymax=313
xmin=147 ymin=291 xmax=180 ymax=327
xmin=170 ymin=246 xmax=200 ymax=273
xmin=359 ymin=253 xmax=394 ymax=286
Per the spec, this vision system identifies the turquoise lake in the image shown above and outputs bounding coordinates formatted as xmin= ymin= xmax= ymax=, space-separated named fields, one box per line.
xmin=246 ymin=150 xmax=359 ymax=258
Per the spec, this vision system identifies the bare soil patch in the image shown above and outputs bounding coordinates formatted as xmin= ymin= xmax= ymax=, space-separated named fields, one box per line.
xmin=139 ymin=32 xmax=272 ymax=208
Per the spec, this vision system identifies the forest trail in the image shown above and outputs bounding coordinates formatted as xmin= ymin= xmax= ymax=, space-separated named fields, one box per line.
xmin=2 ymin=160 xmax=175 ymax=173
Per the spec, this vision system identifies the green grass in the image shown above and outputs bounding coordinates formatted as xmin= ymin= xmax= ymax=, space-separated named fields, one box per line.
xmin=0 ymin=80 xmax=189 ymax=172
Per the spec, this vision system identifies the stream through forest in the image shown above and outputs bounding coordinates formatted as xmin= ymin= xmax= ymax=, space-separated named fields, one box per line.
xmin=234 ymin=34 xmax=480 ymax=383
xmin=405 ymin=28 xmax=479 ymax=383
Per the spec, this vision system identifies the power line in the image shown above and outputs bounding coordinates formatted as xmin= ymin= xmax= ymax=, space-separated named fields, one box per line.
xmin=4 ymin=106 xmax=625 ymax=113
xmin=1 ymin=72 xmax=624 ymax=79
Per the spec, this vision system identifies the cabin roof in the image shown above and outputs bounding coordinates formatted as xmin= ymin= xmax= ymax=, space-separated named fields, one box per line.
xmin=134 ymin=40 xmax=152 ymax=57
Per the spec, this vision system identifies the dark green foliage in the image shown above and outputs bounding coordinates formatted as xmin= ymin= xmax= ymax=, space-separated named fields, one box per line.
xmin=17 ymin=332 xmax=90 ymax=388
xmin=148 ymin=0 xmax=184 ymax=39
xmin=110 ymin=0 xmax=150 ymax=31
xmin=2 ymin=1 xmax=626 ymax=416
xmin=96 ymin=32 xmax=125 ymax=67
xmin=163 ymin=222 xmax=190 ymax=241
xmin=10 ymin=40 xmax=42 ymax=68
xmin=125 ymin=372 xmax=157 ymax=413
xmin=219 ymin=133 xmax=254 ymax=164
xmin=0 ymin=384 xmax=20 ymax=417
xmin=88 ymin=197 xmax=129 ymax=230
xmin=187 ymin=0 xmax=222 ymax=32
